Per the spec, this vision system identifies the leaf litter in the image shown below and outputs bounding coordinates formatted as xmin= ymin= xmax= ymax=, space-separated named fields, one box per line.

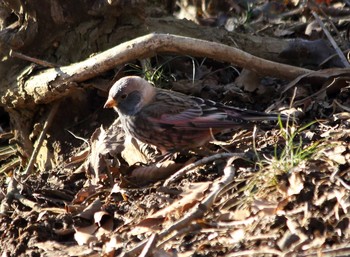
xmin=1 ymin=1 xmax=350 ymax=256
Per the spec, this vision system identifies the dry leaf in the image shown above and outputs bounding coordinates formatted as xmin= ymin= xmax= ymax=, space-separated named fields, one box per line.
xmin=86 ymin=119 xmax=125 ymax=184
xmin=129 ymin=159 xmax=183 ymax=184
xmin=121 ymin=135 xmax=149 ymax=165
xmin=229 ymin=229 xmax=245 ymax=243
xmin=74 ymin=225 xmax=98 ymax=246
xmin=234 ymin=69 xmax=260 ymax=92
xmin=321 ymin=144 xmax=347 ymax=165
xmin=76 ymin=198 xmax=102 ymax=220
xmin=252 ymin=199 xmax=278 ymax=215
xmin=287 ymin=171 xmax=304 ymax=196
xmin=104 ymin=236 xmax=122 ymax=254
xmin=282 ymin=68 xmax=350 ymax=95
xmin=233 ymin=209 xmax=251 ymax=221
xmin=333 ymin=112 xmax=350 ymax=120
xmin=34 ymin=241 xmax=92 ymax=256
xmin=71 ymin=183 xmax=100 ymax=204
xmin=94 ymin=211 xmax=113 ymax=228
xmin=64 ymin=148 xmax=89 ymax=168
xmin=135 ymin=182 xmax=211 ymax=230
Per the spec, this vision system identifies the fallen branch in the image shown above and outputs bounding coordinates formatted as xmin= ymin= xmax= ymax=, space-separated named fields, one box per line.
xmin=11 ymin=33 xmax=312 ymax=107
xmin=163 ymin=152 xmax=244 ymax=187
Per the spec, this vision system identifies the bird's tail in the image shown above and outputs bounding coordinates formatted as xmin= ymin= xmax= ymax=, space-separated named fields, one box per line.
xmin=225 ymin=106 xmax=288 ymax=122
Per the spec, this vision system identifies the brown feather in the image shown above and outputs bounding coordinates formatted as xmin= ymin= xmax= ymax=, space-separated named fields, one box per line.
xmin=105 ymin=76 xmax=285 ymax=153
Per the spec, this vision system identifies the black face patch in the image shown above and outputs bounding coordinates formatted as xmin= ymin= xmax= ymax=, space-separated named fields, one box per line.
xmin=118 ymin=91 xmax=142 ymax=115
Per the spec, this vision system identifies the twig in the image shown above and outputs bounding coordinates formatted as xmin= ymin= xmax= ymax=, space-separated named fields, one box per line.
xmin=336 ymin=176 xmax=350 ymax=190
xmin=200 ymin=165 xmax=236 ymax=208
xmin=138 ymin=233 xmax=159 ymax=257
xmin=0 ymin=178 xmax=42 ymax=214
xmin=157 ymin=223 xmax=202 ymax=248
xmin=296 ymin=246 xmax=350 ymax=257
xmin=10 ymin=50 xmax=57 ymax=68
xmin=311 ymin=11 xmax=350 ymax=67
xmin=163 ymin=152 xmax=244 ymax=186
xmin=333 ymin=99 xmax=350 ymax=113
xmin=252 ymin=125 xmax=260 ymax=163
xmin=0 ymin=132 xmax=14 ymax=140
xmin=22 ymin=101 xmax=60 ymax=179
xmin=19 ymin=33 xmax=312 ymax=106
xmin=226 ymin=248 xmax=283 ymax=257
xmin=292 ymin=77 xmax=340 ymax=106
xmin=311 ymin=2 xmax=343 ymax=42
xmin=215 ymin=216 xmax=258 ymax=227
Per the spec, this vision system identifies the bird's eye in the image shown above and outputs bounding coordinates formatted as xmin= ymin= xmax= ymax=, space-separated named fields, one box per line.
xmin=120 ymin=94 xmax=127 ymax=99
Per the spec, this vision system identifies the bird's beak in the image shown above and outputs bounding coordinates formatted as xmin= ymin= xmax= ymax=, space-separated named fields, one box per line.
xmin=104 ymin=97 xmax=117 ymax=108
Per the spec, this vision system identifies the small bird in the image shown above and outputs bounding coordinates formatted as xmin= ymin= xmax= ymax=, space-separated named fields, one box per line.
xmin=104 ymin=76 xmax=285 ymax=154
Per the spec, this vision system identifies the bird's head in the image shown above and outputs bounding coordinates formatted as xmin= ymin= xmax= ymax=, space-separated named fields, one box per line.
xmin=104 ymin=76 xmax=156 ymax=115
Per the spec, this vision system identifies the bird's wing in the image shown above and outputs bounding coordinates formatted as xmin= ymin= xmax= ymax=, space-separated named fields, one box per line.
xmin=141 ymin=90 xmax=247 ymax=130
